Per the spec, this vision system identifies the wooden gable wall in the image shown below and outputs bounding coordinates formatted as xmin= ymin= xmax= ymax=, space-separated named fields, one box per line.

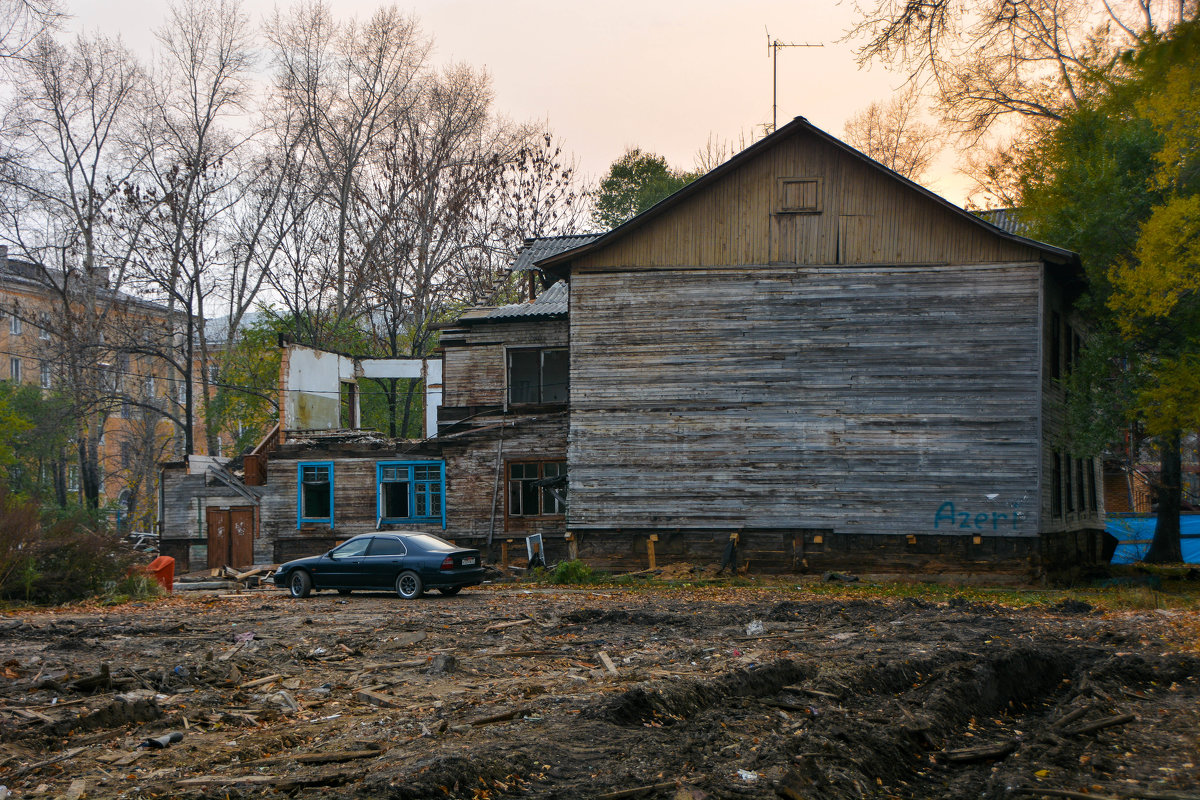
xmin=559 ymin=124 xmax=1061 ymax=542
xmin=569 ymin=127 xmax=1039 ymax=271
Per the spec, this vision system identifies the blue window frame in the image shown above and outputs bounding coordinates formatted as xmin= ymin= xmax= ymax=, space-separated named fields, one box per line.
xmin=297 ymin=462 xmax=334 ymax=528
xmin=377 ymin=461 xmax=445 ymax=528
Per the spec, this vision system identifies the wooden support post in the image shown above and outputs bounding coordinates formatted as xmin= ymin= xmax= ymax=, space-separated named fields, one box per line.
xmin=502 ymin=539 xmax=511 ymax=569
xmin=647 ymin=534 xmax=658 ymax=570
xmin=565 ymin=531 xmax=577 ymax=561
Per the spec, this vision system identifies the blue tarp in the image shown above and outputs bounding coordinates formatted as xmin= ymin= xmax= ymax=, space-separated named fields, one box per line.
xmin=1107 ymin=513 xmax=1200 ymax=564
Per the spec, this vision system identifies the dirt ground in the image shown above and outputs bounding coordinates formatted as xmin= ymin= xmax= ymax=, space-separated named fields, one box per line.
xmin=1 ymin=583 xmax=1198 ymax=800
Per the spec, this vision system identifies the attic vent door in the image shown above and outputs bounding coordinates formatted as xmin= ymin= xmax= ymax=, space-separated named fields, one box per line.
xmin=776 ymin=178 xmax=822 ymax=214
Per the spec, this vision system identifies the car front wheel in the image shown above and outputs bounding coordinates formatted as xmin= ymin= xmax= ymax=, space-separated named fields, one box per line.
xmin=289 ymin=571 xmax=312 ymax=598
xmin=396 ymin=571 xmax=423 ymax=599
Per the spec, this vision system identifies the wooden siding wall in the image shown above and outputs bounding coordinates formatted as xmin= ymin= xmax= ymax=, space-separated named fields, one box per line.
xmin=440 ymin=414 xmax=568 ymax=540
xmin=1039 ymin=272 xmax=1104 ymax=534
xmin=261 ymin=447 xmax=444 ymax=564
xmin=568 ymin=263 xmax=1044 ymax=538
xmin=570 ymin=130 xmax=1039 ymax=270
xmin=441 ymin=319 xmax=568 ymax=408
xmin=158 ymin=468 xmax=258 ymax=572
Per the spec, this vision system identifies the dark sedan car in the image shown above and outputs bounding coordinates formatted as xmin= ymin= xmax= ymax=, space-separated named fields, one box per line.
xmin=274 ymin=532 xmax=484 ymax=599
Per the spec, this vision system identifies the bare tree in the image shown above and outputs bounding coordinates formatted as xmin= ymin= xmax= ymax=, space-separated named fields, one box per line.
xmin=843 ymin=85 xmax=941 ymax=180
xmin=0 ymin=0 xmax=65 ymax=62
xmin=493 ymin=130 xmax=592 ymax=245
xmin=355 ymin=63 xmax=516 ymax=435
xmin=265 ymin=1 xmax=428 ymax=317
xmin=1 ymin=32 xmax=147 ymax=507
xmin=117 ymin=0 xmax=258 ymax=457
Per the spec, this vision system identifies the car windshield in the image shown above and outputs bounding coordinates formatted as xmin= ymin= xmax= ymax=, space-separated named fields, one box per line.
xmin=403 ymin=533 xmax=458 ymax=552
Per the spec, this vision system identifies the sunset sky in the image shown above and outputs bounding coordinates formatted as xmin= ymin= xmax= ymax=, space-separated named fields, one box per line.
xmin=68 ymin=0 xmax=973 ymax=203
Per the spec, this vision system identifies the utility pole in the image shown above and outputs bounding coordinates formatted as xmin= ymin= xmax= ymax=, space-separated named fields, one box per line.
xmin=767 ymin=30 xmax=823 ymax=131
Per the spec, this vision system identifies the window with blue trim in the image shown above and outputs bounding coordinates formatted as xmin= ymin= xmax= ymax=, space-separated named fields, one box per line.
xmin=298 ymin=462 xmax=334 ymax=526
xmin=377 ymin=461 xmax=444 ymax=525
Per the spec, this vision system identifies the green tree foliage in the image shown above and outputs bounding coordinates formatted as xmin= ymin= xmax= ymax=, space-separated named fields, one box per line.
xmin=1020 ymin=19 xmax=1200 ymax=562
xmin=0 ymin=382 xmax=73 ymax=501
xmin=206 ymin=314 xmax=284 ymax=455
xmin=591 ymin=148 xmax=699 ymax=230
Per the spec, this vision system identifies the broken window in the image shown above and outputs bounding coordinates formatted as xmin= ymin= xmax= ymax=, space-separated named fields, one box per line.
xmin=298 ymin=463 xmax=333 ymax=526
xmin=508 ymin=348 xmax=568 ymax=405
xmin=377 ymin=461 xmax=444 ymax=525
xmin=507 ymin=461 xmax=566 ymax=518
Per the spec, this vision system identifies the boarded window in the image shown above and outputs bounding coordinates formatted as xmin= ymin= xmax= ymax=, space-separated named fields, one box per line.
xmin=508 ymin=348 xmax=568 ymax=405
xmin=1070 ymin=455 xmax=1080 ymax=513
xmin=776 ymin=177 xmax=822 ymax=214
xmin=507 ymin=460 xmax=567 ymax=519
xmin=299 ymin=463 xmax=333 ymax=523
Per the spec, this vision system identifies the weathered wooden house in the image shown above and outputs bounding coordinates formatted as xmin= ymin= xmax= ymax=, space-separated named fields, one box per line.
xmin=496 ymin=116 xmax=1103 ymax=577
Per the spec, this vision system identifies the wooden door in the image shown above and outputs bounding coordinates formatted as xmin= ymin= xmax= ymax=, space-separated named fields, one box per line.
xmin=207 ymin=509 xmax=230 ymax=570
xmin=230 ymin=507 xmax=255 ymax=568
xmin=207 ymin=506 xmax=256 ymax=569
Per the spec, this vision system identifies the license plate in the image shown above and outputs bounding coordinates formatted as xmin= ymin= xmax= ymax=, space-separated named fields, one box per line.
xmin=461 ymin=557 xmax=476 ymax=566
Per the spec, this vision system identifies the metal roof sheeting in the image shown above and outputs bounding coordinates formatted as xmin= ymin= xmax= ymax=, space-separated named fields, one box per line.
xmin=974 ymin=208 xmax=1028 ymax=236
xmin=511 ymin=235 xmax=600 ymax=272
xmin=478 ymin=279 xmax=568 ymax=320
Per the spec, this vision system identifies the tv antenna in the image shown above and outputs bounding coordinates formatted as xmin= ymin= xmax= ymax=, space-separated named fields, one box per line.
xmin=766 ymin=29 xmax=823 ymax=131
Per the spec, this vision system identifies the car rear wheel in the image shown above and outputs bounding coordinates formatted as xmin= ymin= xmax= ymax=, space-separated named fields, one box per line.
xmin=437 ymin=586 xmax=461 ymax=596
xmin=396 ymin=571 xmax=423 ymax=599
xmin=289 ymin=571 xmax=312 ymax=598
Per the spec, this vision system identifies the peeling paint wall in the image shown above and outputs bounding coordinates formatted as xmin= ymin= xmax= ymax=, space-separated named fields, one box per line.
xmin=284 ymin=346 xmax=356 ymax=430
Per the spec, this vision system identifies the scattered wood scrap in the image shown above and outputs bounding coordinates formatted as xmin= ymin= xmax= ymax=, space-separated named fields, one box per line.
xmin=939 ymin=740 xmax=1017 ymax=763
xmin=484 ymin=618 xmax=532 ymax=633
xmin=598 ymin=651 xmax=619 ymax=676
xmin=1060 ymin=713 xmax=1136 ymax=737
xmin=469 ymin=707 xmax=530 ymax=726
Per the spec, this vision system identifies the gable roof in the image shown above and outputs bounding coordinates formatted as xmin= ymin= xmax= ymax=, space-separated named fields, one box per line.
xmin=536 ymin=116 xmax=1077 ymax=272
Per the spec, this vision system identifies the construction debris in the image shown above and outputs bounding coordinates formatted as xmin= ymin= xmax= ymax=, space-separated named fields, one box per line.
xmin=0 ymin=586 xmax=1196 ymax=799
